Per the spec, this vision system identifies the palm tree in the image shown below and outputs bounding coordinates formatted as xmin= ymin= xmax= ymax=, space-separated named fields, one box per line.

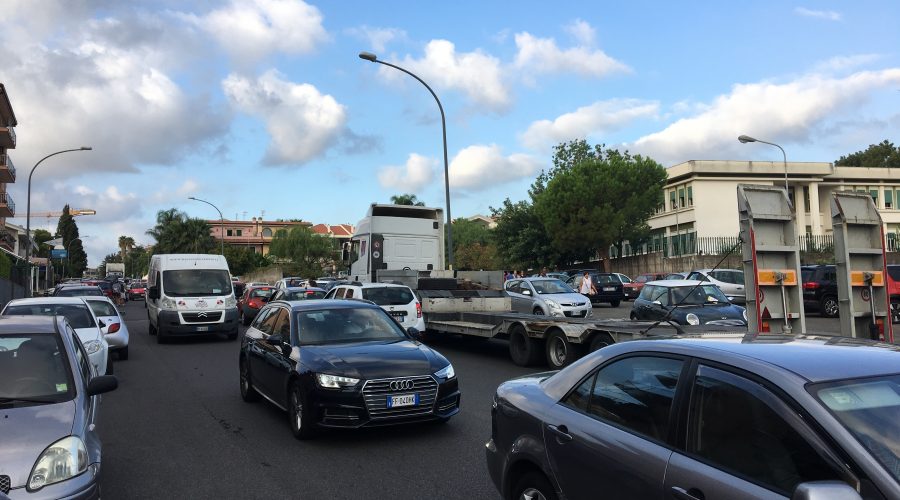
xmin=118 ymin=235 xmax=135 ymax=261
xmin=390 ymin=194 xmax=425 ymax=206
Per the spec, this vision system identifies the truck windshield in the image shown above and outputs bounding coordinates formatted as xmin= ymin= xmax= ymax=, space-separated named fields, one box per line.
xmin=162 ymin=270 xmax=232 ymax=297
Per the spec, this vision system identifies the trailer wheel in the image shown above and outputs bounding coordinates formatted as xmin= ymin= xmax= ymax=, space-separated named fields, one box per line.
xmin=589 ymin=332 xmax=615 ymax=353
xmin=508 ymin=325 xmax=543 ymax=366
xmin=546 ymin=330 xmax=582 ymax=369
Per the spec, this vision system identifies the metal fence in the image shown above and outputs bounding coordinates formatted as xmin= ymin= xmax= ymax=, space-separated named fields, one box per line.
xmin=609 ymin=233 xmax=900 ymax=258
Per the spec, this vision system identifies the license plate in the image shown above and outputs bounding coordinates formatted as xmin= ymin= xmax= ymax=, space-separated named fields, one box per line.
xmin=603 ymin=287 xmax=615 ymax=291
xmin=387 ymin=393 xmax=419 ymax=408
xmin=196 ymin=326 xmax=209 ymax=332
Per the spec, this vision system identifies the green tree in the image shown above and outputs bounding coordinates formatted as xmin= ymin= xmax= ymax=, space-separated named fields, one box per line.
xmin=491 ymin=199 xmax=558 ymax=270
xmin=223 ymin=245 xmax=271 ymax=277
xmin=390 ymin=194 xmax=426 ymax=206
xmin=268 ymin=226 xmax=334 ymax=277
xmin=835 ymin=140 xmax=900 ymax=168
xmin=33 ymin=229 xmax=53 ymax=259
xmin=533 ymin=148 xmax=667 ymax=269
xmin=146 ymin=209 xmax=216 ymax=254
xmin=449 ymin=218 xmax=499 ymax=270
xmin=55 ymin=205 xmax=87 ymax=279
xmin=118 ymin=235 xmax=135 ymax=262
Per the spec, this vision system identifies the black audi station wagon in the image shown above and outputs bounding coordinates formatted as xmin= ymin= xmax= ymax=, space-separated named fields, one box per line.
xmin=239 ymin=299 xmax=460 ymax=439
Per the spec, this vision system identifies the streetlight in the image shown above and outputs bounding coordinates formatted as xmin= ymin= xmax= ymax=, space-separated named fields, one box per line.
xmin=188 ymin=196 xmax=225 ymax=255
xmin=65 ymin=236 xmax=87 ymax=279
xmin=738 ymin=135 xmax=788 ymax=192
xmin=25 ymin=147 xmax=92 ymax=296
xmin=358 ymin=51 xmax=454 ymax=269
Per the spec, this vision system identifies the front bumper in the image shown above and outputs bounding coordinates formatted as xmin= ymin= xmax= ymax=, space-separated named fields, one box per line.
xmin=623 ymin=287 xmax=641 ymax=299
xmin=549 ymin=306 xmax=592 ymax=318
xmin=7 ymin=462 xmax=101 ymax=499
xmin=158 ymin=308 xmax=239 ymax=336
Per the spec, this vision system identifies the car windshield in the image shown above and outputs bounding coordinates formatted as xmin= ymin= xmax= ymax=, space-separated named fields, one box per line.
xmin=4 ymin=303 xmax=97 ymax=329
xmin=594 ymin=274 xmax=618 ymax=285
xmin=362 ymin=287 xmax=414 ymax=305
xmin=812 ymin=374 xmax=900 ymax=483
xmin=618 ymin=275 xmax=632 ymax=283
xmin=250 ymin=288 xmax=274 ymax=298
xmin=296 ymin=308 xmax=407 ymax=345
xmin=285 ymin=290 xmax=326 ymax=300
xmin=0 ymin=332 xmax=75 ymax=404
xmin=709 ymin=270 xmax=744 ymax=285
xmin=162 ymin=270 xmax=232 ymax=297
xmin=55 ymin=287 xmax=103 ymax=297
xmin=87 ymin=300 xmax=118 ymax=317
xmin=671 ymin=285 xmax=730 ymax=305
xmin=531 ymin=279 xmax=575 ymax=294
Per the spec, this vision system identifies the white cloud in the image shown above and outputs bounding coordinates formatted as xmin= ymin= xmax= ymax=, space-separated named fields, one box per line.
xmin=449 ymin=144 xmax=542 ymax=190
xmin=184 ymin=0 xmax=328 ymax=66
xmin=377 ymin=153 xmax=436 ymax=192
xmin=631 ymin=68 xmax=900 ymax=165
xmin=564 ymin=19 xmax=596 ymax=46
xmin=795 ymin=7 xmax=842 ymax=21
xmin=521 ymin=99 xmax=660 ymax=150
xmin=222 ymin=70 xmax=347 ymax=165
xmin=346 ymin=25 xmax=406 ymax=53
xmin=386 ymin=40 xmax=511 ymax=112
xmin=813 ymin=54 xmax=881 ymax=73
xmin=513 ymin=25 xmax=630 ymax=79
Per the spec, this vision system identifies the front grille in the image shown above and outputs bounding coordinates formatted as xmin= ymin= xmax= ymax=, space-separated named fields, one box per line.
xmin=362 ymin=375 xmax=438 ymax=419
xmin=559 ymin=302 xmax=586 ymax=307
xmin=564 ymin=310 xmax=587 ymax=317
xmin=1 ymin=475 xmax=9 ymax=494
xmin=705 ymin=319 xmax=746 ymax=326
xmin=181 ymin=311 xmax=224 ymax=323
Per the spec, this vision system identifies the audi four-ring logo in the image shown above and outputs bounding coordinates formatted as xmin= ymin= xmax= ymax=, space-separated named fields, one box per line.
xmin=389 ymin=379 xmax=414 ymax=391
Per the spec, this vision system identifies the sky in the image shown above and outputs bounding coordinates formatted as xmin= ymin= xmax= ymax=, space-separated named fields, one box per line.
xmin=2 ymin=0 xmax=899 ymax=265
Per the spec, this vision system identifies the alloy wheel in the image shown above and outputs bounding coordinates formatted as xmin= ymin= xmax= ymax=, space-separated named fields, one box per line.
xmin=291 ymin=387 xmax=303 ymax=432
xmin=549 ymin=336 xmax=567 ymax=367
xmin=521 ymin=488 xmax=548 ymax=500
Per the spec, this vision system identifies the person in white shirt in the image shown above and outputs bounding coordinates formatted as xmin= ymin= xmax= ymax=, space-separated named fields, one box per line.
xmin=579 ymin=271 xmax=597 ymax=296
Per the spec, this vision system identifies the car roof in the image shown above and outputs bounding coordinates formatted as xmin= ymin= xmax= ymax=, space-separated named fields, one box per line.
xmin=279 ymin=299 xmax=380 ymax=312
xmin=282 ymin=287 xmax=326 ymax=292
xmin=7 ymin=297 xmax=90 ymax=305
xmin=645 ymin=279 xmax=708 ymax=287
xmin=691 ymin=268 xmax=741 ymax=273
xmin=0 ymin=315 xmax=63 ymax=334
xmin=343 ymin=282 xmax=410 ymax=289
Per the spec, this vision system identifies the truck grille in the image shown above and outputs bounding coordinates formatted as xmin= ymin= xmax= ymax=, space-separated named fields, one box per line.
xmin=362 ymin=375 xmax=437 ymax=419
xmin=1 ymin=475 xmax=9 ymax=494
xmin=181 ymin=311 xmax=223 ymax=323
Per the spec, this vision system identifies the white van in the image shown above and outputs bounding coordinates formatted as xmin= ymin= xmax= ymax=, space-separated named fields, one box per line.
xmin=146 ymin=254 xmax=239 ymax=343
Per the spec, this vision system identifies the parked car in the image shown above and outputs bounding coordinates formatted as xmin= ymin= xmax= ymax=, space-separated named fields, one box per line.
xmin=687 ymin=268 xmax=746 ymax=303
xmin=52 ymin=284 xmax=105 ymax=297
xmin=505 ymin=277 xmax=593 ymax=317
xmin=486 ymin=335 xmax=900 ymax=500
xmin=274 ymin=277 xmax=305 ymax=290
xmin=271 ymin=287 xmax=327 ymax=302
xmin=530 ymin=272 xmax=571 ymax=281
xmin=248 ymin=282 xmax=270 ymax=287
xmin=801 ymin=264 xmax=839 ymax=318
xmin=325 ymin=282 xmax=427 ymax=331
xmin=612 ymin=273 xmax=631 ymax=284
xmin=565 ymin=273 xmax=625 ymax=307
xmin=238 ymin=285 xmax=275 ymax=326
xmin=322 ymin=279 xmax=350 ymax=292
xmin=623 ymin=272 xmax=668 ymax=300
xmin=84 ymin=296 xmax=130 ymax=361
xmin=2 ymin=297 xmax=112 ymax=375
xmin=83 ymin=280 xmax=114 ymax=301
xmin=630 ymin=280 xmax=747 ymax=326
xmin=128 ymin=280 xmax=147 ymax=301
xmin=239 ymin=300 xmax=460 ymax=439
xmin=0 ymin=315 xmax=118 ymax=498
xmin=665 ymin=272 xmax=688 ymax=280
xmin=889 ymin=264 xmax=900 ymax=323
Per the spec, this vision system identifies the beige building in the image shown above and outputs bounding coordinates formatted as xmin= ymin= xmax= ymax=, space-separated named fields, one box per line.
xmin=204 ymin=219 xmax=355 ymax=256
xmin=0 ymin=83 xmax=18 ymax=252
xmin=647 ymin=160 xmax=900 ymax=253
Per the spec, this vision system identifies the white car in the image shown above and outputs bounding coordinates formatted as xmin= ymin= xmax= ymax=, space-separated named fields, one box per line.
xmin=2 ymin=297 xmax=111 ymax=374
xmin=84 ymin=296 xmax=131 ymax=361
xmin=274 ymin=277 xmax=305 ymax=290
xmin=687 ymin=269 xmax=746 ymax=303
xmin=324 ymin=282 xmax=426 ymax=332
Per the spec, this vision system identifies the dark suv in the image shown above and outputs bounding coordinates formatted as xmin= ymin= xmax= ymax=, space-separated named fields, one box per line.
xmin=801 ymin=265 xmax=838 ymax=317
xmin=566 ymin=272 xmax=625 ymax=307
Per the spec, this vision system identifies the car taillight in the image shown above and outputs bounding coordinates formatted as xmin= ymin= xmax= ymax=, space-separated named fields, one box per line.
xmin=248 ymin=298 xmax=262 ymax=308
xmin=108 ymin=322 xmax=120 ymax=333
xmin=416 ymin=302 xmax=422 ymax=318
xmin=802 ymin=282 xmax=819 ymax=290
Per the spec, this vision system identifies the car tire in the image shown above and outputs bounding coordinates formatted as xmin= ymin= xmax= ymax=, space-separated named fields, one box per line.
xmin=227 ymin=330 xmax=238 ymax=341
xmin=508 ymin=325 xmax=543 ymax=367
xmin=532 ymin=307 xmax=544 ymax=316
xmin=629 ymin=312 xmax=638 ymax=320
xmin=239 ymin=357 xmax=260 ymax=403
xmin=610 ymin=300 xmax=621 ymax=308
xmin=148 ymin=313 xmax=157 ymax=336
xmin=821 ymin=296 xmax=839 ymax=318
xmin=118 ymin=346 xmax=129 ymax=361
xmin=156 ymin=324 xmax=167 ymax=344
xmin=288 ymin=382 xmax=316 ymax=440
xmin=511 ymin=471 xmax=558 ymax=500
xmin=545 ymin=330 xmax=581 ymax=369
xmin=589 ymin=333 xmax=614 ymax=353
xmin=105 ymin=355 xmax=114 ymax=375
xmin=242 ymin=309 xmax=252 ymax=326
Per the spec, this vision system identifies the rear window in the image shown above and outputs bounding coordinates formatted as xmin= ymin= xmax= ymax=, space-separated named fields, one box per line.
xmin=55 ymin=287 xmax=103 ymax=297
xmin=250 ymin=288 xmax=274 ymax=298
xmin=801 ymin=269 xmax=815 ymax=282
xmin=594 ymin=274 xmax=618 ymax=284
xmin=4 ymin=303 xmax=96 ymax=329
xmin=362 ymin=287 xmax=415 ymax=306
xmin=709 ymin=270 xmax=744 ymax=285
xmin=285 ymin=290 xmax=326 ymax=300
xmin=87 ymin=300 xmax=118 ymax=317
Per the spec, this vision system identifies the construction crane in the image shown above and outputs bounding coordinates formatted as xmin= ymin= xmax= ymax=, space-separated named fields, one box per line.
xmin=9 ymin=208 xmax=97 ymax=218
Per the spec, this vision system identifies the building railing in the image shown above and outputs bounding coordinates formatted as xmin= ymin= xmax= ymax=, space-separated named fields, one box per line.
xmin=0 ymin=192 xmax=15 ymax=214
xmin=0 ymin=153 xmax=15 ymax=177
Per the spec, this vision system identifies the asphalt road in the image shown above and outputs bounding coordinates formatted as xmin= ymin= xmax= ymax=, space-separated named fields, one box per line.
xmin=100 ymin=300 xmax=842 ymax=499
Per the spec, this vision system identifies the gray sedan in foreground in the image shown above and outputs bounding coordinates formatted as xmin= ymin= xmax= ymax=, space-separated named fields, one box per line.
xmin=0 ymin=315 xmax=118 ymax=499
xmin=486 ymin=335 xmax=900 ymax=500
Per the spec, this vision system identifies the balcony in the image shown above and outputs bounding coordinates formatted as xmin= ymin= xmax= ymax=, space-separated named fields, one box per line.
xmin=0 ymin=153 xmax=16 ymax=182
xmin=0 ymin=192 xmax=15 ymax=217
xmin=0 ymin=125 xmax=15 ymax=149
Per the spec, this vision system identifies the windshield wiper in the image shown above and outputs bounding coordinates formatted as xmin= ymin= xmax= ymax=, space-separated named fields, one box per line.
xmin=0 ymin=396 xmax=57 ymax=404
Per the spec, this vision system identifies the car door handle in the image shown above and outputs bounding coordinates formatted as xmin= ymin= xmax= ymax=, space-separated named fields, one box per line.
xmin=547 ymin=424 xmax=572 ymax=443
xmin=670 ymin=486 xmax=704 ymax=500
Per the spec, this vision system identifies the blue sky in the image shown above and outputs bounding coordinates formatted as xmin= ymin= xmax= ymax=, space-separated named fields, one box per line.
xmin=2 ymin=0 xmax=899 ymax=265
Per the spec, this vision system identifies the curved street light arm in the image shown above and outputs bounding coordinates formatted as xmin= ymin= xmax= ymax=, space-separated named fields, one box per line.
xmin=189 ymin=197 xmax=225 ymax=255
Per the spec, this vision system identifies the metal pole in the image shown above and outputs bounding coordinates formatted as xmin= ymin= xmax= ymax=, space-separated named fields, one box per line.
xmin=189 ymin=197 xmax=225 ymax=255
xmin=24 ymin=147 xmax=92 ymax=296
xmin=359 ymin=52 xmax=454 ymax=269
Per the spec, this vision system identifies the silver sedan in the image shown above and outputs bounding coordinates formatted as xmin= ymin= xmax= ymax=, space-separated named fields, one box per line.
xmin=504 ymin=278 xmax=592 ymax=318
xmin=84 ymin=296 xmax=130 ymax=361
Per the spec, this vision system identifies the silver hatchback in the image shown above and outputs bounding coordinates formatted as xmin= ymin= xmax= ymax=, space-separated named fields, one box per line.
xmin=504 ymin=278 xmax=593 ymax=318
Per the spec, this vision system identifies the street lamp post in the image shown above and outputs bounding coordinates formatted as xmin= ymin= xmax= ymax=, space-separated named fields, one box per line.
xmin=738 ymin=135 xmax=788 ymax=192
xmin=189 ymin=196 xmax=225 ymax=255
xmin=358 ymin=51 xmax=454 ymax=269
xmin=25 ymin=147 xmax=92 ymax=296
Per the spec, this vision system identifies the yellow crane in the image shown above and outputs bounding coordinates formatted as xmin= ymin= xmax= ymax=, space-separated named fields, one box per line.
xmin=10 ymin=208 xmax=96 ymax=219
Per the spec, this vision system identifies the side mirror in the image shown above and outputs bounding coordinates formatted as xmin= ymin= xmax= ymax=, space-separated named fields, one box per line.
xmin=87 ymin=375 xmax=118 ymax=396
xmin=148 ymin=286 xmax=160 ymax=300
xmin=521 ymin=289 xmax=532 ymax=296
xmin=791 ymin=481 xmax=861 ymax=500
xmin=98 ymin=319 xmax=106 ymax=328
xmin=407 ymin=327 xmax=422 ymax=340
xmin=652 ymin=300 xmax=663 ymax=306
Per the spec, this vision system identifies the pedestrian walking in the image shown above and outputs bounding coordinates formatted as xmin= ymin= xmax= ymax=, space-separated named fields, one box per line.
xmin=579 ymin=271 xmax=597 ymax=296
xmin=113 ymin=280 xmax=125 ymax=306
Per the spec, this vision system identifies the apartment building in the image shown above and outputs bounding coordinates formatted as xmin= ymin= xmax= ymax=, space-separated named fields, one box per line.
xmin=0 ymin=84 xmax=18 ymax=252
xmin=204 ymin=219 xmax=355 ymax=255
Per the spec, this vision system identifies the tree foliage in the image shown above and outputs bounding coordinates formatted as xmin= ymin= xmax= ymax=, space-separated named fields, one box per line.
xmin=33 ymin=229 xmax=53 ymax=259
xmin=450 ymin=218 xmax=499 ymax=270
xmin=491 ymin=199 xmax=558 ymax=270
xmin=55 ymin=205 xmax=87 ymax=279
xmin=390 ymin=194 xmax=426 ymax=206
xmin=146 ymin=208 xmax=216 ymax=254
xmin=268 ymin=226 xmax=335 ymax=278
xmin=835 ymin=140 xmax=900 ymax=168
xmin=223 ymin=246 xmax=271 ymax=277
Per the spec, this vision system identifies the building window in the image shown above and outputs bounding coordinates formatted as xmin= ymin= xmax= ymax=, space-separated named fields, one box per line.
xmin=885 ymin=189 xmax=893 ymax=209
xmin=678 ymin=188 xmax=686 ymax=208
xmin=803 ymin=186 xmax=811 ymax=212
xmin=670 ymin=191 xmax=677 ymax=211
xmin=262 ymin=228 xmax=273 ymax=238
xmin=236 ymin=229 xmax=243 ymax=236
xmin=870 ymin=189 xmax=878 ymax=205
xmin=687 ymin=186 xmax=693 ymax=206
xmin=226 ymin=229 xmax=233 ymax=237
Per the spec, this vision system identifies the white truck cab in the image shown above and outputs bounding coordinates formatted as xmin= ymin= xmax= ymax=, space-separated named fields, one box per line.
xmin=146 ymin=254 xmax=239 ymax=343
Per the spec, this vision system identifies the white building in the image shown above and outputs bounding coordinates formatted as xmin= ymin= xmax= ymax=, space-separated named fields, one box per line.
xmin=647 ymin=160 xmax=900 ymax=253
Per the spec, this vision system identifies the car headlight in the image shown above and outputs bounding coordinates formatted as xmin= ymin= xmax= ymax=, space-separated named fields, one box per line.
xmin=545 ymin=299 xmax=561 ymax=310
xmin=315 ymin=373 xmax=360 ymax=389
xmin=28 ymin=436 xmax=88 ymax=492
xmin=83 ymin=339 xmax=102 ymax=355
xmin=161 ymin=297 xmax=176 ymax=309
xmin=434 ymin=363 xmax=455 ymax=380
xmin=225 ymin=295 xmax=237 ymax=308
xmin=686 ymin=313 xmax=701 ymax=325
